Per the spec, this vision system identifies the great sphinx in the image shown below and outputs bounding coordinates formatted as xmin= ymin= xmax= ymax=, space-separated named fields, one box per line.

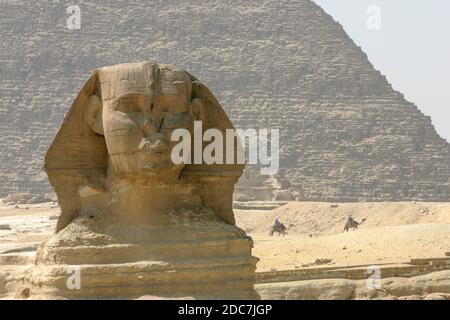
xmin=27 ymin=61 xmax=259 ymax=299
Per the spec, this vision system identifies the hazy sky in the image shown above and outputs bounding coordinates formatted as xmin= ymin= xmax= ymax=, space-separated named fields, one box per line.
xmin=313 ymin=0 xmax=450 ymax=142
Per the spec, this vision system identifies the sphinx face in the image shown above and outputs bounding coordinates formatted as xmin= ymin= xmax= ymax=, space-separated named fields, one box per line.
xmin=101 ymin=65 xmax=194 ymax=177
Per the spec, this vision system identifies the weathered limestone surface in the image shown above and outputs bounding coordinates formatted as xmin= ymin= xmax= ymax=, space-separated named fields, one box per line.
xmin=255 ymin=257 xmax=450 ymax=299
xmin=1 ymin=0 xmax=450 ymax=201
xmin=26 ymin=62 xmax=258 ymax=299
xmin=256 ymin=270 xmax=450 ymax=300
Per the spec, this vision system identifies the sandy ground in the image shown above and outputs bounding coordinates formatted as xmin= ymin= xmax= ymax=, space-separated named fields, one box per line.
xmin=234 ymin=202 xmax=450 ymax=271
xmin=1 ymin=200 xmax=450 ymax=273
xmin=0 ymin=201 xmax=57 ymax=254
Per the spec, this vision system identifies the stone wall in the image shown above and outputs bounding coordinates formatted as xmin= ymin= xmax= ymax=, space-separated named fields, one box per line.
xmin=1 ymin=0 xmax=449 ymax=200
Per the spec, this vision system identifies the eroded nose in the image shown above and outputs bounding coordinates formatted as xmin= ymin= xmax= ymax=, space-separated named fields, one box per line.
xmin=151 ymin=138 xmax=169 ymax=153
xmin=141 ymin=118 xmax=159 ymax=136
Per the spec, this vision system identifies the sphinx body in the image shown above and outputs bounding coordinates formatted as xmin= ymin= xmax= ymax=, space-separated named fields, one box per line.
xmin=27 ymin=61 xmax=258 ymax=299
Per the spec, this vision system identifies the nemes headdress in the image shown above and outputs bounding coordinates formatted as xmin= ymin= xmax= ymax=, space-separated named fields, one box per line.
xmin=44 ymin=61 xmax=244 ymax=231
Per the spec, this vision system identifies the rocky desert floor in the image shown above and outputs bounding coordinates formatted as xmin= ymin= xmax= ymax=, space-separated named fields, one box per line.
xmin=1 ymin=199 xmax=450 ymax=299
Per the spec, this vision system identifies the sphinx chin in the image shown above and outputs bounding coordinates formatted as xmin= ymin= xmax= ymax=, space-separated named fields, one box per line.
xmin=138 ymin=162 xmax=184 ymax=178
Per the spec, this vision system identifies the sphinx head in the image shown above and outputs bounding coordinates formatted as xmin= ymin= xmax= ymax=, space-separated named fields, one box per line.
xmin=44 ymin=61 xmax=243 ymax=231
xmin=85 ymin=62 xmax=204 ymax=179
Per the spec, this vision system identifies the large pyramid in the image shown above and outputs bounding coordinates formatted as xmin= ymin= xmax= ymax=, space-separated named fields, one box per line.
xmin=1 ymin=0 xmax=450 ymax=201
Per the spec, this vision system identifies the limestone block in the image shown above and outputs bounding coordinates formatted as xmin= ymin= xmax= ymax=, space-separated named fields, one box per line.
xmin=256 ymin=279 xmax=355 ymax=300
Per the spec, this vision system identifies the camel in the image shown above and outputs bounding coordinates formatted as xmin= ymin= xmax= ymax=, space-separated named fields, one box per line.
xmin=269 ymin=222 xmax=288 ymax=237
xmin=343 ymin=217 xmax=366 ymax=232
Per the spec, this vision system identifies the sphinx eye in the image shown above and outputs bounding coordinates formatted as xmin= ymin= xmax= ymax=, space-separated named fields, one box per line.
xmin=116 ymin=103 xmax=141 ymax=113
xmin=116 ymin=95 xmax=152 ymax=113
xmin=115 ymin=97 xmax=139 ymax=112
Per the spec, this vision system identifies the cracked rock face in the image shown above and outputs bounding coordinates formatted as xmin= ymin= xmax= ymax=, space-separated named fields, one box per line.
xmin=26 ymin=62 xmax=258 ymax=300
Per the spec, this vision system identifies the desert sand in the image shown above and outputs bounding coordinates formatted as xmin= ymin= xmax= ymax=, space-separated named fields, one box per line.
xmin=2 ymin=200 xmax=450 ymax=299
xmin=2 ymin=200 xmax=450 ymax=270
xmin=235 ymin=202 xmax=450 ymax=271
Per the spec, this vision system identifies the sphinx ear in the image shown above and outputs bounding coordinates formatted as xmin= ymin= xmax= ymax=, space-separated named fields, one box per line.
xmin=85 ymin=95 xmax=104 ymax=135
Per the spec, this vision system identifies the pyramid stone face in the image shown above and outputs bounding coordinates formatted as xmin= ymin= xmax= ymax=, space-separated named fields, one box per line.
xmin=1 ymin=0 xmax=450 ymax=201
